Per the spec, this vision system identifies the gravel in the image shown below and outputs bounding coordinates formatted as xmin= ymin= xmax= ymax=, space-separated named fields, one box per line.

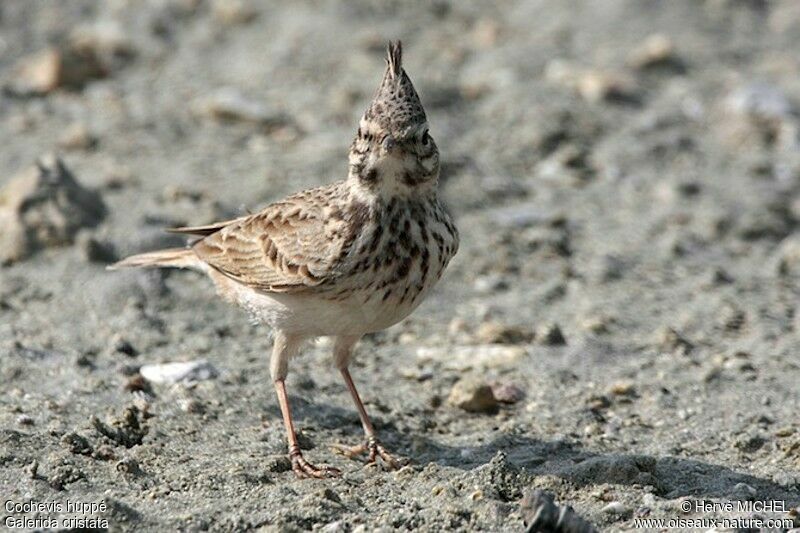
xmin=1 ymin=0 xmax=799 ymax=530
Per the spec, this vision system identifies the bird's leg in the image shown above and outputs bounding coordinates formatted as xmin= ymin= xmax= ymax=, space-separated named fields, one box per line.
xmin=333 ymin=367 xmax=404 ymax=470
xmin=271 ymin=332 xmax=340 ymax=479
xmin=273 ymin=379 xmax=340 ymax=478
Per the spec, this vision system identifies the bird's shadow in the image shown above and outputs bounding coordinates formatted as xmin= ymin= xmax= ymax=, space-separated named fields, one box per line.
xmin=272 ymin=396 xmax=800 ymax=506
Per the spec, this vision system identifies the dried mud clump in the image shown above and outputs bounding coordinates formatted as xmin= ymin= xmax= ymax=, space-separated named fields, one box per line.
xmin=0 ymin=155 xmax=106 ymax=264
xmin=91 ymin=405 xmax=148 ymax=448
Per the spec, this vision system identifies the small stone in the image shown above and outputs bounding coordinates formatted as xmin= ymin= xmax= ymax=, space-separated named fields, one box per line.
xmin=93 ymin=445 xmax=117 ymax=461
xmin=61 ymin=432 xmax=93 ymax=455
xmin=139 ymin=360 xmax=218 ymax=384
xmin=7 ymin=44 xmax=107 ymax=94
xmin=730 ymin=482 xmax=757 ymax=499
xmin=265 ymin=455 xmax=292 ymax=473
xmin=587 ymin=395 xmax=611 ymax=411
xmin=116 ymin=457 xmax=141 ymax=475
xmin=475 ymin=322 xmax=533 ymax=345
xmin=25 ymin=461 xmax=38 ymax=479
xmin=123 ymin=374 xmax=150 ymax=394
xmin=69 ymin=21 xmax=137 ymax=70
xmin=78 ymin=233 xmax=117 ymax=264
xmin=546 ymin=59 xmax=637 ymax=104
xmin=726 ymin=82 xmax=792 ymax=121
xmin=536 ymin=323 xmax=566 ymax=346
xmin=92 ymin=406 xmax=147 ymax=448
xmin=771 ymin=235 xmax=800 ymax=276
xmin=610 ymin=382 xmax=635 ymax=397
xmin=0 ymin=155 xmax=106 ymax=264
xmin=473 ymin=274 xmax=509 ymax=294
xmin=447 ymin=377 xmax=499 ymax=414
xmin=16 ymin=414 xmax=34 ymax=426
xmin=447 ymin=317 xmax=469 ymax=337
xmin=704 ymin=267 xmax=734 ymax=286
xmin=194 ymin=88 xmax=288 ymax=129
xmin=628 ymin=34 xmax=682 ymax=71
xmin=177 ymin=398 xmax=205 ymax=414
xmin=578 ymin=71 xmax=635 ymax=104
xmin=602 ymin=502 xmax=630 ymax=515
xmin=734 ymin=434 xmax=767 ymax=454
xmin=655 ymin=327 xmax=693 ymax=354
xmin=490 ymin=382 xmax=525 ymax=404
xmin=581 ymin=315 xmax=613 ymax=334
xmin=212 ymin=0 xmax=258 ymax=25
xmin=58 ymin=123 xmax=98 ymax=151
xmin=112 ymin=337 xmax=138 ymax=357
xmin=520 ymin=490 xmax=598 ymax=532
xmin=720 ymin=304 xmax=745 ymax=331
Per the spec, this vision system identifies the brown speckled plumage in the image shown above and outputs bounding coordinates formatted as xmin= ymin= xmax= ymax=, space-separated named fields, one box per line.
xmin=111 ymin=41 xmax=458 ymax=479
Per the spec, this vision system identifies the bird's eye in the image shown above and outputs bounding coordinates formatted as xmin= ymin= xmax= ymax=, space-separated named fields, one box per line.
xmin=421 ymin=130 xmax=431 ymax=146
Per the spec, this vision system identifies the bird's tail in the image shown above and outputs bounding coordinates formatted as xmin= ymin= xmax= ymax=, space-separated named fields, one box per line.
xmin=108 ymin=248 xmax=201 ymax=271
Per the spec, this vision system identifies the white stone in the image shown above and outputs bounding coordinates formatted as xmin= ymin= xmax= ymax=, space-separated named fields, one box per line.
xmin=139 ymin=360 xmax=218 ymax=384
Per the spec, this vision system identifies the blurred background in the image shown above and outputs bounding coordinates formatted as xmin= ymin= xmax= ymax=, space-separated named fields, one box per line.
xmin=1 ymin=0 xmax=799 ymax=530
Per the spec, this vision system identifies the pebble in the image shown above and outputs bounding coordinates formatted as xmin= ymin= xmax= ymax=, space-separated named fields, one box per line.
xmin=447 ymin=377 xmax=499 ymax=414
xmin=610 ymin=382 xmax=635 ymax=397
xmin=7 ymin=39 xmax=112 ymax=94
xmin=655 ymin=327 xmax=693 ymax=354
xmin=473 ymin=274 xmax=509 ymax=294
xmin=628 ymin=34 xmax=682 ymax=71
xmin=490 ymin=382 xmax=525 ymax=404
xmin=116 ymin=458 xmax=142 ymax=475
xmin=536 ymin=323 xmax=566 ymax=346
xmin=69 ymin=21 xmax=137 ymax=68
xmin=416 ymin=345 xmax=527 ymax=371
xmin=78 ymin=233 xmax=118 ymax=264
xmin=475 ymin=322 xmax=533 ymax=345
xmin=580 ymin=315 xmax=613 ymax=335
xmin=0 ymin=155 xmax=106 ymax=264
xmin=61 ymin=432 xmax=93 ymax=455
xmin=734 ymin=434 xmax=766 ymax=453
xmin=194 ymin=88 xmax=288 ymax=128
xmin=545 ymin=59 xmax=637 ymax=104
xmin=212 ymin=0 xmax=258 ymax=25
xmin=771 ymin=235 xmax=800 ymax=276
xmin=726 ymin=82 xmax=792 ymax=121
xmin=139 ymin=360 xmax=219 ymax=384
xmin=16 ymin=414 xmax=34 ymax=426
xmin=112 ymin=337 xmax=138 ymax=357
xmin=602 ymin=502 xmax=630 ymax=515
xmin=730 ymin=482 xmax=757 ymax=499
xmin=58 ymin=123 xmax=98 ymax=151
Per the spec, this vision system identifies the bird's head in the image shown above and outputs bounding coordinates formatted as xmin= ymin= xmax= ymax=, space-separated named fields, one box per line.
xmin=348 ymin=41 xmax=439 ymax=197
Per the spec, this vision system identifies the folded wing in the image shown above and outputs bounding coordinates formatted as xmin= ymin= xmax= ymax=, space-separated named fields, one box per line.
xmin=192 ymin=193 xmax=357 ymax=293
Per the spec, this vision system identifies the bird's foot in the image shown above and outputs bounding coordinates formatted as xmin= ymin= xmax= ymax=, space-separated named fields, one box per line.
xmin=289 ymin=446 xmax=341 ymax=479
xmin=332 ymin=436 xmax=405 ymax=470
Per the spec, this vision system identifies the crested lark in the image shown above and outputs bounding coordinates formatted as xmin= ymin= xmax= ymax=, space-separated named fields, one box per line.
xmin=111 ymin=41 xmax=459 ymax=478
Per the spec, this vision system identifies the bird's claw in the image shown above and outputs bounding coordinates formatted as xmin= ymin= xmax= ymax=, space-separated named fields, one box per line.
xmin=289 ymin=446 xmax=341 ymax=479
xmin=332 ymin=436 xmax=405 ymax=470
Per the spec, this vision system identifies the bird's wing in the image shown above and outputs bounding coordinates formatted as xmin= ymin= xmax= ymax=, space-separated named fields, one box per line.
xmin=192 ymin=186 xmax=365 ymax=293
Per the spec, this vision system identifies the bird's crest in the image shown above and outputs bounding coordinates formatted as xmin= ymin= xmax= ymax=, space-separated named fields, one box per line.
xmin=361 ymin=40 xmax=427 ymax=138
xmin=386 ymin=41 xmax=402 ymax=78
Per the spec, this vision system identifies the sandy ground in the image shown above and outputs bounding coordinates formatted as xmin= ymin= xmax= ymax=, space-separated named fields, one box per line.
xmin=1 ymin=0 xmax=800 ymax=531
